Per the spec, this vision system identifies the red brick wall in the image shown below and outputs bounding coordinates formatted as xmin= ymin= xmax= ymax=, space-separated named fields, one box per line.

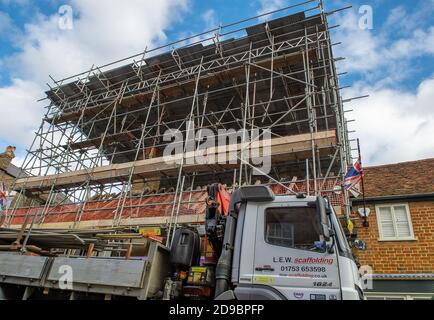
xmin=352 ymin=200 xmax=434 ymax=274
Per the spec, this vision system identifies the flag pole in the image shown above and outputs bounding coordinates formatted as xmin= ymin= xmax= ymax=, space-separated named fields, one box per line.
xmin=357 ymin=138 xmax=369 ymax=227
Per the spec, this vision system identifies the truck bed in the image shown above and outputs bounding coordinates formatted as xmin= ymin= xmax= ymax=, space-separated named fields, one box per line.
xmin=0 ymin=241 xmax=169 ymax=300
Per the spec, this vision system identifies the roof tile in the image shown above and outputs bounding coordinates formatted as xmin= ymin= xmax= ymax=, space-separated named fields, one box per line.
xmin=363 ymin=158 xmax=434 ymax=197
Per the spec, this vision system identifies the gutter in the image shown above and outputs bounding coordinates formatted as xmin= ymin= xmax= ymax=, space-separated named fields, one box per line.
xmin=351 ymin=193 xmax=434 ymax=205
xmin=369 ymin=274 xmax=434 ymax=281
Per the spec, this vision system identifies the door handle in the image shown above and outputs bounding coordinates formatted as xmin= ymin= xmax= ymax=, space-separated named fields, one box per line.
xmin=255 ymin=267 xmax=275 ymax=272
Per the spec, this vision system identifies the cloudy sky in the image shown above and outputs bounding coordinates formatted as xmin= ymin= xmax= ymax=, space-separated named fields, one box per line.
xmin=0 ymin=0 xmax=433 ymax=167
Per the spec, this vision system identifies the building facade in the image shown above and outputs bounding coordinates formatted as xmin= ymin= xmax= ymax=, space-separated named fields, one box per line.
xmin=0 ymin=147 xmax=20 ymax=209
xmin=0 ymin=147 xmax=32 ymax=218
xmin=351 ymin=158 xmax=434 ymax=300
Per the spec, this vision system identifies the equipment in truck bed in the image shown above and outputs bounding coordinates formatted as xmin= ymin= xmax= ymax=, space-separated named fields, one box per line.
xmin=0 ymin=241 xmax=169 ymax=300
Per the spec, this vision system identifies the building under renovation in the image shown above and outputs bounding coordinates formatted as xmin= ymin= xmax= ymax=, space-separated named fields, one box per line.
xmin=1 ymin=1 xmax=353 ymax=241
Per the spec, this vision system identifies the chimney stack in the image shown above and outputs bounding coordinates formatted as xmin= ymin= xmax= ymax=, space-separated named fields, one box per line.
xmin=0 ymin=146 xmax=16 ymax=170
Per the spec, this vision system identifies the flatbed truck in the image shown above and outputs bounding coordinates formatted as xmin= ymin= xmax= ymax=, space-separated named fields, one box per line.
xmin=0 ymin=185 xmax=365 ymax=300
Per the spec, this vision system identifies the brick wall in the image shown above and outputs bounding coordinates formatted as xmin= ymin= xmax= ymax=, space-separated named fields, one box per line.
xmin=352 ymin=201 xmax=434 ymax=274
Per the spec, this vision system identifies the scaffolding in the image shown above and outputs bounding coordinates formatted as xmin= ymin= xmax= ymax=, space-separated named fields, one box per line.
xmin=2 ymin=0 xmax=353 ymax=234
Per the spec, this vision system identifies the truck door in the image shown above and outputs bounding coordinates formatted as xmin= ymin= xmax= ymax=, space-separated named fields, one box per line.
xmin=252 ymin=203 xmax=342 ymax=300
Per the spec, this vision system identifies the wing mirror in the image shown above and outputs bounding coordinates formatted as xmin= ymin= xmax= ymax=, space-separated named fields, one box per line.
xmin=353 ymin=239 xmax=367 ymax=251
xmin=316 ymin=197 xmax=331 ymax=241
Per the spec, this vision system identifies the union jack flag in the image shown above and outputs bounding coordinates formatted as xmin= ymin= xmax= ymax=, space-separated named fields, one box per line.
xmin=344 ymin=157 xmax=363 ymax=191
xmin=0 ymin=177 xmax=7 ymax=209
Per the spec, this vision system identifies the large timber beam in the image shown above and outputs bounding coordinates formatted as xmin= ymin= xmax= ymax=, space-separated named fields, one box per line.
xmin=14 ymin=130 xmax=336 ymax=192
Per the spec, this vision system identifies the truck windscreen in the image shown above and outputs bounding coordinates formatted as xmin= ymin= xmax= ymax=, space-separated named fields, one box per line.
xmin=265 ymin=206 xmax=321 ymax=251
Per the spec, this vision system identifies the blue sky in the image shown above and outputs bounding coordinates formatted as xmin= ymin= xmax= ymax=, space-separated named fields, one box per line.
xmin=0 ymin=0 xmax=433 ymax=166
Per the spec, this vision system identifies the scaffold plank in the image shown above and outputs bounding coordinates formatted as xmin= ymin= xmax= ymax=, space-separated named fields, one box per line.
xmin=14 ymin=130 xmax=336 ymax=192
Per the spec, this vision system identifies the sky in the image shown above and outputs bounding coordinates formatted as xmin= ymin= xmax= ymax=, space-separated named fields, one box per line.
xmin=0 ymin=0 xmax=433 ymax=168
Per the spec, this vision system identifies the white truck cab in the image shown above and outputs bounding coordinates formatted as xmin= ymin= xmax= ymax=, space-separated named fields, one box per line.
xmin=0 ymin=185 xmax=364 ymax=301
xmin=227 ymin=190 xmax=363 ymax=300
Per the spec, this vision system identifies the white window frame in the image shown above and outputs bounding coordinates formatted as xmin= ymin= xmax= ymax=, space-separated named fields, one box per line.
xmin=375 ymin=203 xmax=416 ymax=241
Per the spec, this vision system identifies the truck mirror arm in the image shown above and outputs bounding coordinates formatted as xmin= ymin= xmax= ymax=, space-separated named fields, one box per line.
xmin=327 ymin=230 xmax=335 ymax=254
xmin=214 ymin=189 xmax=243 ymax=298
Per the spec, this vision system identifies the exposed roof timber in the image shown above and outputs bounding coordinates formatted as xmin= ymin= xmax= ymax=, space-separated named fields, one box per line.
xmin=45 ymin=12 xmax=327 ymax=108
xmin=45 ymin=48 xmax=318 ymax=124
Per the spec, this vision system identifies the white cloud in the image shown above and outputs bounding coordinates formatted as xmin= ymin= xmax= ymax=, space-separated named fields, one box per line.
xmin=0 ymin=79 xmax=45 ymax=147
xmin=384 ymin=27 xmax=434 ymax=59
xmin=345 ymin=76 xmax=434 ymax=166
xmin=256 ymin=0 xmax=286 ymax=22
xmin=332 ymin=7 xmax=434 ymax=165
xmin=333 ymin=9 xmax=434 ymax=79
xmin=332 ymin=10 xmax=384 ymax=73
xmin=0 ymin=10 xmax=20 ymax=39
xmin=383 ymin=6 xmax=406 ymax=30
xmin=0 ymin=0 xmax=190 ymax=155
xmin=8 ymin=0 xmax=190 ymax=82
xmin=202 ymin=9 xmax=217 ymax=29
